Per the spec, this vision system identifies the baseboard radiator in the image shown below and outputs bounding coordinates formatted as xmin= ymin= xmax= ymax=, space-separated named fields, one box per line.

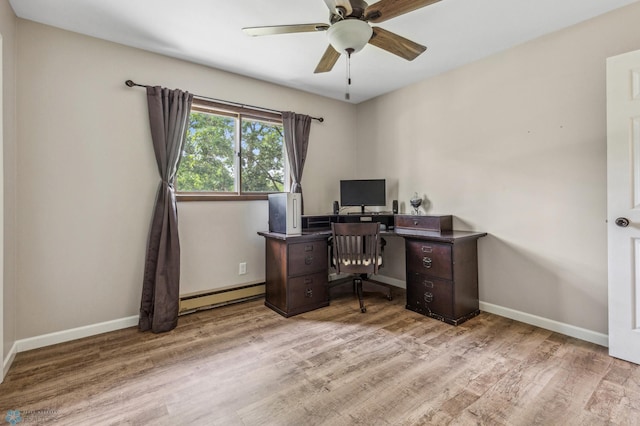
xmin=179 ymin=282 xmax=265 ymax=315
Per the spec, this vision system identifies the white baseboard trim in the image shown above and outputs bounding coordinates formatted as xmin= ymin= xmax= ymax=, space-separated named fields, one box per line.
xmin=370 ymin=280 xmax=606 ymax=347
xmin=15 ymin=315 xmax=139 ymax=353
xmin=480 ymin=301 xmax=609 ymax=347
xmin=2 ymin=341 xmax=18 ymax=382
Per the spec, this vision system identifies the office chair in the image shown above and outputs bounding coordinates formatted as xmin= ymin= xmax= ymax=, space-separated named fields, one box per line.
xmin=330 ymin=222 xmax=393 ymax=313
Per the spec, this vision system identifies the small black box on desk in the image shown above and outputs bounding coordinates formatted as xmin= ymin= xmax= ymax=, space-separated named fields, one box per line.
xmin=301 ymin=215 xmax=337 ymax=231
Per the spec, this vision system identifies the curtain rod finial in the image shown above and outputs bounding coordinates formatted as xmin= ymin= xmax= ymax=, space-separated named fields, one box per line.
xmin=125 ymin=80 xmax=135 ymax=87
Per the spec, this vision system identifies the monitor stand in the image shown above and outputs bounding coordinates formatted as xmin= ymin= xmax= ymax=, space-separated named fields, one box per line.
xmin=348 ymin=205 xmax=366 ymax=215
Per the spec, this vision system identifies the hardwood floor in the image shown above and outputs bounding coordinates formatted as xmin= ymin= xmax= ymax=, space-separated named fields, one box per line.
xmin=1 ymin=287 xmax=639 ymax=425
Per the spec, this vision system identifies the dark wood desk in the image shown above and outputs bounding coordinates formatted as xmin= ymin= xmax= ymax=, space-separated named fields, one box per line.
xmin=259 ymin=214 xmax=486 ymax=325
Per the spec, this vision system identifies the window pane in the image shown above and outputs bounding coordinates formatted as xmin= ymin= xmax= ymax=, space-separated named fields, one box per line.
xmin=177 ymin=112 xmax=236 ymax=192
xmin=240 ymin=118 xmax=284 ymax=193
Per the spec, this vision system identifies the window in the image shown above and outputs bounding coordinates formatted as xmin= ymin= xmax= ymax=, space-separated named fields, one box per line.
xmin=176 ymin=98 xmax=287 ymax=199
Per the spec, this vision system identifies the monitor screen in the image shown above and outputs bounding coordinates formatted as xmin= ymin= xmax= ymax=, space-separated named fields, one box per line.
xmin=340 ymin=179 xmax=386 ymax=208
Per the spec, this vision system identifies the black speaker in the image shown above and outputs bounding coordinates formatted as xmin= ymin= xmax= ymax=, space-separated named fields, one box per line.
xmin=392 ymin=199 xmax=398 ymax=214
xmin=333 ymin=200 xmax=340 ymax=214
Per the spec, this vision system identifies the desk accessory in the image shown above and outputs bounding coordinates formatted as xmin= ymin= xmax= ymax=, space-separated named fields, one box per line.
xmin=410 ymin=192 xmax=422 ymax=215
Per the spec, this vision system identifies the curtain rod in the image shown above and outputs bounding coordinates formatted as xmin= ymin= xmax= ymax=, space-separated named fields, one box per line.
xmin=125 ymin=80 xmax=324 ymax=122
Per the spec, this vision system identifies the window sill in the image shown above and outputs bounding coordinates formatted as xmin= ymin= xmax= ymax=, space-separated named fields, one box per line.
xmin=176 ymin=193 xmax=269 ymax=202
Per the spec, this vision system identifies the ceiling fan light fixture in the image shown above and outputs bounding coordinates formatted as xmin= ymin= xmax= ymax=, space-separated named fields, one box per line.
xmin=327 ymin=19 xmax=373 ymax=54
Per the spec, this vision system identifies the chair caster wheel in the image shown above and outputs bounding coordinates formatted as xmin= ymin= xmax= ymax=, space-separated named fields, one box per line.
xmin=387 ymin=295 xmax=393 ymax=301
xmin=361 ymin=307 xmax=367 ymax=313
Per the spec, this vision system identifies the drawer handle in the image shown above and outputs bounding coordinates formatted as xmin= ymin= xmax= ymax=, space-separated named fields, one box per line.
xmin=413 ymin=219 xmax=419 ymax=226
xmin=423 ymin=280 xmax=434 ymax=288
xmin=305 ymin=245 xmax=314 ymax=252
xmin=424 ymin=292 xmax=433 ymax=303
xmin=422 ymin=257 xmax=432 ymax=268
xmin=421 ymin=246 xmax=433 ymax=253
xmin=305 ymin=288 xmax=313 ymax=298
xmin=305 ymin=256 xmax=314 ymax=265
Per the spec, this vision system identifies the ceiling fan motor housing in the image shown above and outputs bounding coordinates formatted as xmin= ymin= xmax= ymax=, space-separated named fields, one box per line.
xmin=349 ymin=0 xmax=368 ymax=18
xmin=328 ymin=0 xmax=368 ymax=21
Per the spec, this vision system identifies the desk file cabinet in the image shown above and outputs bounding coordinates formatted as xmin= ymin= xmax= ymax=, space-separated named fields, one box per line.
xmin=259 ymin=232 xmax=329 ymax=317
xmin=404 ymin=235 xmax=482 ymax=325
xmin=395 ymin=214 xmax=485 ymax=325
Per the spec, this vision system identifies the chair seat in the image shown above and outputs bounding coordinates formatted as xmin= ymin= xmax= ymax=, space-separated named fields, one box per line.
xmin=336 ymin=256 xmax=383 ymax=267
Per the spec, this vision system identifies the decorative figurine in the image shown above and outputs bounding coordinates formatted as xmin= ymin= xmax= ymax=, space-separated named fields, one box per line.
xmin=410 ymin=192 xmax=422 ymax=215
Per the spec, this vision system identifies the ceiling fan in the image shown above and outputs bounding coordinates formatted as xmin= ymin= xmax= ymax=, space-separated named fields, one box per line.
xmin=242 ymin=0 xmax=441 ymax=74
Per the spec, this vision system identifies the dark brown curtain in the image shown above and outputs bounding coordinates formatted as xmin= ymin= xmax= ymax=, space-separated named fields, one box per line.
xmin=282 ymin=112 xmax=311 ymax=213
xmin=139 ymin=86 xmax=193 ymax=333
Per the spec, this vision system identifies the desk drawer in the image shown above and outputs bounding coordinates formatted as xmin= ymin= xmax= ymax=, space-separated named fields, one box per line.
xmin=406 ymin=273 xmax=453 ymax=319
xmin=288 ymin=241 xmax=327 ymax=276
xmin=288 ymin=272 xmax=328 ymax=310
xmin=406 ymin=240 xmax=452 ymax=279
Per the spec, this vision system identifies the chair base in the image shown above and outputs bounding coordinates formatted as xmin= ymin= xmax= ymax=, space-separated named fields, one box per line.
xmin=355 ymin=277 xmax=366 ymax=313
xmin=329 ymin=275 xmax=393 ymax=313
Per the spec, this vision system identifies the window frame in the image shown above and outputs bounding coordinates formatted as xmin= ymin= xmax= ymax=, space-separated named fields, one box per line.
xmin=176 ymin=98 xmax=288 ymax=202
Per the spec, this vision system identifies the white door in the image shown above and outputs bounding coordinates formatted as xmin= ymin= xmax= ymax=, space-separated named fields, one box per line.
xmin=607 ymin=49 xmax=640 ymax=364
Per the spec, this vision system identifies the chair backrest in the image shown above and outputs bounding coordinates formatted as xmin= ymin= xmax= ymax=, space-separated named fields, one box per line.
xmin=331 ymin=222 xmax=382 ymax=275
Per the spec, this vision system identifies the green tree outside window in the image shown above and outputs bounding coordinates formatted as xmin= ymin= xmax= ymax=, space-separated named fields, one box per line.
xmin=177 ymin=110 xmax=284 ymax=193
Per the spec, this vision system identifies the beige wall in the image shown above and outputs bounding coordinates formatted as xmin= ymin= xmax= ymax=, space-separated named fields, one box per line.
xmin=357 ymin=2 xmax=640 ymax=334
xmin=11 ymin=2 xmax=640 ymax=342
xmin=15 ymin=20 xmax=356 ymax=339
xmin=1 ymin=0 xmax=17 ymax=371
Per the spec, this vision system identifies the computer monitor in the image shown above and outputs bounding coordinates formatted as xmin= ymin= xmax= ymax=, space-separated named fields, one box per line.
xmin=340 ymin=179 xmax=386 ymax=214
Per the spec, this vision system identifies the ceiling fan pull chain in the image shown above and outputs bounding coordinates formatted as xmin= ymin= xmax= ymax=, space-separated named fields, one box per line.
xmin=345 ymin=48 xmax=353 ymax=101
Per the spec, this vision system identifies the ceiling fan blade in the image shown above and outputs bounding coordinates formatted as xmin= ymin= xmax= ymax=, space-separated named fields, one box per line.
xmin=368 ymin=27 xmax=426 ymax=61
xmin=314 ymin=45 xmax=341 ymax=73
xmin=242 ymin=24 xmax=329 ymax=37
xmin=365 ymin=0 xmax=441 ymax=23
xmin=323 ymin=0 xmax=353 ymax=17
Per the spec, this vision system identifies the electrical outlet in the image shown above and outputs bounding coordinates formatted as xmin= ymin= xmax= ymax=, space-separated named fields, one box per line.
xmin=239 ymin=262 xmax=247 ymax=275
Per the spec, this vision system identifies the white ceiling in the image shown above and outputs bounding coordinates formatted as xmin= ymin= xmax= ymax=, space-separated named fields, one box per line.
xmin=9 ymin=0 xmax=640 ymax=103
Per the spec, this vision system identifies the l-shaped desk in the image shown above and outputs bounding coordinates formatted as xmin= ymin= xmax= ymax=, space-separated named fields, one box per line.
xmin=258 ymin=214 xmax=486 ymax=325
